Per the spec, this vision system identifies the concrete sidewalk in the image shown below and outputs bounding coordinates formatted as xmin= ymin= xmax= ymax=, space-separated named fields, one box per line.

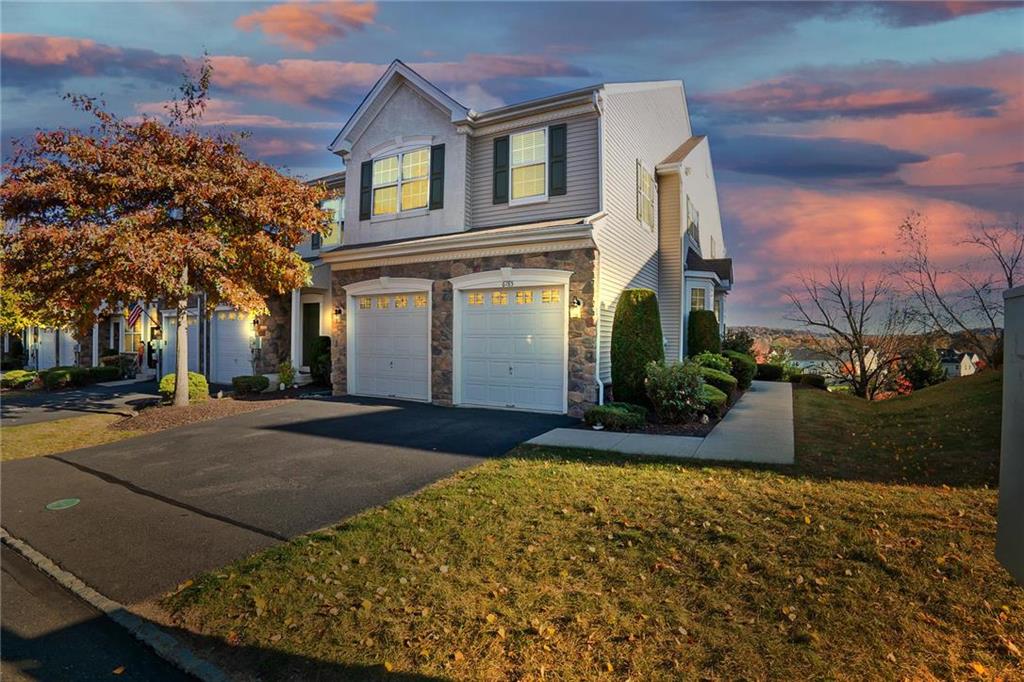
xmin=527 ymin=381 xmax=794 ymax=464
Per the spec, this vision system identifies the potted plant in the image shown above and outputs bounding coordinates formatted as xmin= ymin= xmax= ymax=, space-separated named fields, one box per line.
xmin=277 ymin=360 xmax=295 ymax=391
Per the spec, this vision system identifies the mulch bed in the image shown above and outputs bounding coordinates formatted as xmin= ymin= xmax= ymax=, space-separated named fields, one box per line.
xmin=580 ymin=389 xmax=744 ymax=438
xmin=111 ymin=396 xmax=294 ymax=432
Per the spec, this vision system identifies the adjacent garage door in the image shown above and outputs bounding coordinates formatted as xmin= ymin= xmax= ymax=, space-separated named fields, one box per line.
xmin=459 ymin=286 xmax=565 ymax=413
xmin=161 ymin=312 xmax=199 ymax=377
xmin=36 ymin=329 xmax=57 ymax=370
xmin=351 ymin=292 xmax=430 ymax=401
xmin=211 ymin=310 xmax=253 ymax=384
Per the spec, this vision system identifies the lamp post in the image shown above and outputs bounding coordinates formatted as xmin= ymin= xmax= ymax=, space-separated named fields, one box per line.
xmin=149 ymin=327 xmax=165 ymax=379
xmin=250 ymin=317 xmax=265 ymax=376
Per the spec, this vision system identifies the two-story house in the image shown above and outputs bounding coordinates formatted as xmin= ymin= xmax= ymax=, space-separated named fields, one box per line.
xmin=317 ymin=61 xmax=732 ymax=417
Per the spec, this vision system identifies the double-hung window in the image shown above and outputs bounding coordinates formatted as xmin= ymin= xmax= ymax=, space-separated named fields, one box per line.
xmin=372 ymin=148 xmax=429 ymax=216
xmin=510 ymin=129 xmax=546 ymax=203
xmin=690 ymin=287 xmax=706 ymax=311
xmin=637 ymin=161 xmax=654 ymax=228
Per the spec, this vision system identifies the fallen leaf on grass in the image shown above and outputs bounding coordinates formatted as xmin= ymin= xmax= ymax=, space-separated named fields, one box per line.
xmin=112 ymin=665 xmax=125 ymax=675
xmin=969 ymin=661 xmax=987 ymax=675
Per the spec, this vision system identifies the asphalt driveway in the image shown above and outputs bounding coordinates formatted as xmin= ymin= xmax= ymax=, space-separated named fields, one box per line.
xmin=1 ymin=381 xmax=160 ymax=426
xmin=1 ymin=396 xmax=572 ymax=603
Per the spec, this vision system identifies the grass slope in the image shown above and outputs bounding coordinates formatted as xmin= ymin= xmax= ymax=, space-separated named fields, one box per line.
xmin=162 ymin=372 xmax=1021 ymax=681
xmin=1 ymin=413 xmax=142 ymax=461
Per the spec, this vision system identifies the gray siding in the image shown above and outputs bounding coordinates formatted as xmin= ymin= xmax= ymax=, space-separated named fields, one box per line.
xmin=469 ymin=114 xmax=600 ymax=229
xmin=657 ymin=172 xmax=683 ymax=361
xmin=595 ymin=85 xmax=691 ymax=382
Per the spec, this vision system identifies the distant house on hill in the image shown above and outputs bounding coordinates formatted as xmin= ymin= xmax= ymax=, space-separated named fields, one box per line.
xmin=938 ymin=348 xmax=978 ymax=378
xmin=791 ymin=347 xmax=832 ymax=375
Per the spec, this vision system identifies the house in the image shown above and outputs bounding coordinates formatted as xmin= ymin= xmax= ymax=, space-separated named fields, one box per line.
xmin=938 ymin=348 xmax=978 ymax=377
xmin=790 ymin=347 xmax=833 ymax=376
xmin=314 ymin=60 xmax=732 ymax=416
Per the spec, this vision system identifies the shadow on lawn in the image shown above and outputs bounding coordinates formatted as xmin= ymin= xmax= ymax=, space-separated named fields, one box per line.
xmin=2 ymin=615 xmax=443 ymax=682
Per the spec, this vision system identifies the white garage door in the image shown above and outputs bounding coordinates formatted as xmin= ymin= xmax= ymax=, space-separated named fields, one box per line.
xmin=58 ymin=331 xmax=77 ymax=366
xmin=352 ymin=292 xmax=430 ymax=401
xmin=161 ymin=313 xmax=200 ymax=377
xmin=211 ymin=311 xmax=253 ymax=384
xmin=37 ymin=329 xmax=57 ymax=370
xmin=459 ymin=286 xmax=565 ymax=413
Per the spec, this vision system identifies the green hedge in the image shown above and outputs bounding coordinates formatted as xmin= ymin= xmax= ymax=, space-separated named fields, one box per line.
xmin=800 ymin=373 xmax=828 ymax=390
xmin=88 ymin=365 xmax=121 ymax=382
xmin=611 ymin=289 xmax=664 ymax=405
xmin=687 ymin=309 xmax=721 ymax=357
xmin=232 ymin=375 xmax=270 ymax=396
xmin=722 ymin=350 xmax=756 ymax=390
xmin=2 ymin=369 xmax=37 ymax=389
xmin=691 ymin=351 xmax=732 ymax=373
xmin=583 ymin=402 xmax=646 ymax=431
xmin=644 ymin=361 xmax=706 ymax=424
xmin=43 ymin=366 xmax=89 ymax=390
xmin=698 ymin=366 xmax=738 ymax=396
xmin=756 ymin=363 xmax=785 ymax=381
xmin=310 ymin=335 xmax=332 ymax=386
xmin=159 ymin=371 xmax=210 ymax=403
xmin=701 ymin=384 xmax=728 ymax=417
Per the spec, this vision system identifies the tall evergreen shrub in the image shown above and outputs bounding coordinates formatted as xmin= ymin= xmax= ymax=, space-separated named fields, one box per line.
xmin=611 ymin=289 xmax=664 ymax=405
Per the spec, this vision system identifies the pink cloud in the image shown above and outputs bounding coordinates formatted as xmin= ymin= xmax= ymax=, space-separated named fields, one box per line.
xmin=235 ymin=1 xmax=377 ymax=52
xmin=0 ymin=33 xmax=115 ymax=65
xmin=245 ymin=137 xmax=320 ymax=157
xmin=132 ymin=98 xmax=336 ymax=129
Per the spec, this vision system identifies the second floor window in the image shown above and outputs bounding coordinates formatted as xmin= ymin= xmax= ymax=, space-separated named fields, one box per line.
xmin=373 ymin=148 xmax=429 ymax=216
xmin=690 ymin=287 xmax=706 ymax=311
xmin=637 ymin=161 xmax=654 ymax=228
xmin=686 ymin=195 xmax=700 ymax=245
xmin=510 ymin=129 xmax=546 ymax=202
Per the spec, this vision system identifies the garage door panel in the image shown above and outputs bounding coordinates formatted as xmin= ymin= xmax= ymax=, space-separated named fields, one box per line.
xmin=351 ymin=291 xmax=429 ymax=401
xmin=458 ymin=286 xmax=566 ymax=413
xmin=212 ymin=313 xmax=252 ymax=385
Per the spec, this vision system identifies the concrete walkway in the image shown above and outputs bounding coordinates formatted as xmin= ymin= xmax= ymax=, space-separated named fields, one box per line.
xmin=527 ymin=380 xmax=795 ymax=464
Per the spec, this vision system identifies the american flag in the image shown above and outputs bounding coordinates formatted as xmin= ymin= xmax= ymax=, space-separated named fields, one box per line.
xmin=126 ymin=302 xmax=145 ymax=327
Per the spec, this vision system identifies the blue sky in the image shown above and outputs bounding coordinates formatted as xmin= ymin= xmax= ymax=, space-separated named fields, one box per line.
xmin=3 ymin=1 xmax=1023 ymax=325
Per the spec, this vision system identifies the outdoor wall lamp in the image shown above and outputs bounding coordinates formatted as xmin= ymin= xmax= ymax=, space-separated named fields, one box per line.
xmin=569 ymin=296 xmax=584 ymax=319
xmin=334 ymin=305 xmax=345 ymax=317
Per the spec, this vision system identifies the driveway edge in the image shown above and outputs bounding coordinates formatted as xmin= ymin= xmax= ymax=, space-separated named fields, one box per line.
xmin=1 ymin=527 xmax=229 ymax=682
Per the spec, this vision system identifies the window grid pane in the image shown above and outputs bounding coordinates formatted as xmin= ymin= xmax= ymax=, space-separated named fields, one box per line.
xmin=394 ymin=295 xmax=408 ymax=309
xmin=373 ymin=186 xmax=397 ymax=215
xmin=401 ymin=178 xmax=429 ymax=210
xmin=691 ymin=288 xmax=706 ymax=311
xmin=467 ymin=292 xmax=484 ymax=306
xmin=359 ymin=297 xmax=371 ymax=309
xmin=376 ymin=296 xmax=390 ymax=309
xmin=512 ymin=164 xmax=545 ymax=199
xmin=414 ymin=294 xmax=428 ymax=308
xmin=372 ymin=156 xmax=399 ymax=186
xmin=402 ymin=148 xmax=430 ymax=179
xmin=542 ymin=288 xmax=561 ymax=304
xmin=491 ymin=291 xmax=507 ymax=305
xmin=516 ymin=290 xmax=534 ymax=305
xmin=511 ymin=130 xmax=545 ymax=165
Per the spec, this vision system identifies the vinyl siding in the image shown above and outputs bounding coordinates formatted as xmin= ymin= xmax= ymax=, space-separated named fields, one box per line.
xmin=657 ymin=172 xmax=683 ymax=361
xmin=469 ymin=114 xmax=600 ymax=229
xmin=596 ymin=85 xmax=691 ymax=383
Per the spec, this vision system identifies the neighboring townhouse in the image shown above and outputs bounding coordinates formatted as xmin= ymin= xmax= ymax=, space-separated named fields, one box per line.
xmin=17 ymin=326 xmax=81 ymax=371
xmin=791 ymin=347 xmax=834 ymax=377
xmin=939 ymin=348 xmax=978 ymax=378
xmin=318 ymin=60 xmax=732 ymax=416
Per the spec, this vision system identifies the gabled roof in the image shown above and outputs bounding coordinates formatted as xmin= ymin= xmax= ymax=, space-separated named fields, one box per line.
xmin=662 ymin=135 xmax=705 ymax=165
xmin=328 ymin=60 xmax=472 ymax=154
xmin=686 ymin=250 xmax=733 ymax=283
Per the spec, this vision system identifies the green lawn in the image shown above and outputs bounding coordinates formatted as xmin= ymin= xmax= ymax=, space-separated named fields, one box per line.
xmin=1 ymin=413 xmax=143 ymax=461
xmin=161 ymin=372 xmax=1021 ymax=681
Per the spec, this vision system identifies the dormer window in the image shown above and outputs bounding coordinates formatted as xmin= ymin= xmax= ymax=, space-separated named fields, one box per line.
xmin=372 ymin=147 xmax=429 ymax=216
xmin=510 ymin=128 xmax=547 ymax=203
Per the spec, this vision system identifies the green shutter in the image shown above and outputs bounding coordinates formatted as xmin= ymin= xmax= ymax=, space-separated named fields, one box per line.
xmin=548 ymin=124 xmax=567 ymax=196
xmin=492 ymin=136 xmax=509 ymax=204
xmin=359 ymin=160 xmax=372 ymax=220
xmin=429 ymin=144 xmax=445 ymax=210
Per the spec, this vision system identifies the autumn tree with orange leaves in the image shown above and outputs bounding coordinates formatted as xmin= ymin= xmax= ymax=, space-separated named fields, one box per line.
xmin=0 ymin=60 xmax=330 ymax=406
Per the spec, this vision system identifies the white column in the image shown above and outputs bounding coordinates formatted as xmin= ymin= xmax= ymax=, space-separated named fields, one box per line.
xmin=290 ymin=287 xmax=301 ymax=369
xmin=91 ymin=323 xmax=100 ymax=366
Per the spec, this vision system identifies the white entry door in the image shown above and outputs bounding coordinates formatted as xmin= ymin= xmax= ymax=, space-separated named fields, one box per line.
xmin=459 ymin=286 xmax=565 ymax=413
xmin=36 ymin=329 xmax=57 ymax=369
xmin=161 ymin=312 xmax=200 ymax=377
xmin=351 ymin=292 xmax=430 ymax=401
xmin=211 ymin=311 xmax=253 ymax=384
xmin=58 ymin=330 xmax=77 ymax=367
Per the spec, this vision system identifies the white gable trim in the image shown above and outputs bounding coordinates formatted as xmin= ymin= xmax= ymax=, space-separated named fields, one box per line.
xmin=328 ymin=60 xmax=471 ymax=154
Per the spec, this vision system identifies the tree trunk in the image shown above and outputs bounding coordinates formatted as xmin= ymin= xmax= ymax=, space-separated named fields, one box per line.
xmin=174 ymin=266 xmax=190 ymax=407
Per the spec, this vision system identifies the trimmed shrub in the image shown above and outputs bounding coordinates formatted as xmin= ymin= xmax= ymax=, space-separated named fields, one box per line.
xmin=800 ymin=373 xmax=828 ymax=390
xmin=1 ymin=355 xmax=25 ymax=371
xmin=701 ymin=384 xmax=728 ymax=417
xmin=722 ymin=350 xmax=756 ymax=390
xmin=309 ymin=335 xmax=332 ymax=386
xmin=87 ymin=365 xmax=120 ymax=383
xmin=583 ymin=403 xmax=646 ymax=431
xmin=900 ymin=346 xmax=946 ymax=390
xmin=2 ymin=369 xmax=37 ymax=389
xmin=687 ymin=309 xmax=721 ymax=357
xmin=698 ymin=366 xmax=738 ymax=396
xmin=159 ymin=371 xmax=210 ymax=403
xmin=611 ymin=289 xmax=664 ymax=405
xmin=691 ymin=351 xmax=732 ymax=374
xmin=644 ymin=361 xmax=706 ymax=423
xmin=232 ymin=375 xmax=270 ymax=396
xmin=43 ymin=365 xmax=90 ymax=390
xmin=756 ymin=363 xmax=784 ymax=381
xmin=277 ymin=360 xmax=296 ymax=387
xmin=788 ymin=373 xmax=804 ymax=384
xmin=100 ymin=348 xmax=120 ymax=358
xmin=722 ymin=330 xmax=754 ymax=355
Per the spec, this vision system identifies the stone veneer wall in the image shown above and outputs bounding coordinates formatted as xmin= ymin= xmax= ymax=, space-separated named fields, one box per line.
xmin=330 ymin=247 xmax=598 ymax=417
xmin=255 ymin=293 xmax=291 ymax=374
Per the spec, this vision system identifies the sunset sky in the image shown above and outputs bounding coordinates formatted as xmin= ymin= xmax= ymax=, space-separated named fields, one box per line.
xmin=3 ymin=1 xmax=1022 ymax=326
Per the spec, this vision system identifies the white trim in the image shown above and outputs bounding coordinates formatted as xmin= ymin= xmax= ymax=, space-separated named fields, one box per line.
xmin=91 ymin=323 xmax=99 ymax=366
xmin=343 ymin=277 xmax=433 ymax=402
xmin=367 ymin=135 xmax=433 ymax=158
xmin=289 ymin=288 xmax=301 ymax=370
xmin=370 ymin=145 xmax=431 ymax=218
xmin=508 ymin=126 xmax=548 ymax=206
xmin=449 ymin=268 xmax=571 ymax=414
xmin=298 ymin=295 xmax=325 ymax=370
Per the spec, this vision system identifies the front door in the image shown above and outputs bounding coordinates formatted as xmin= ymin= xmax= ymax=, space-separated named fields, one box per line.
xmin=302 ymin=302 xmax=320 ymax=367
